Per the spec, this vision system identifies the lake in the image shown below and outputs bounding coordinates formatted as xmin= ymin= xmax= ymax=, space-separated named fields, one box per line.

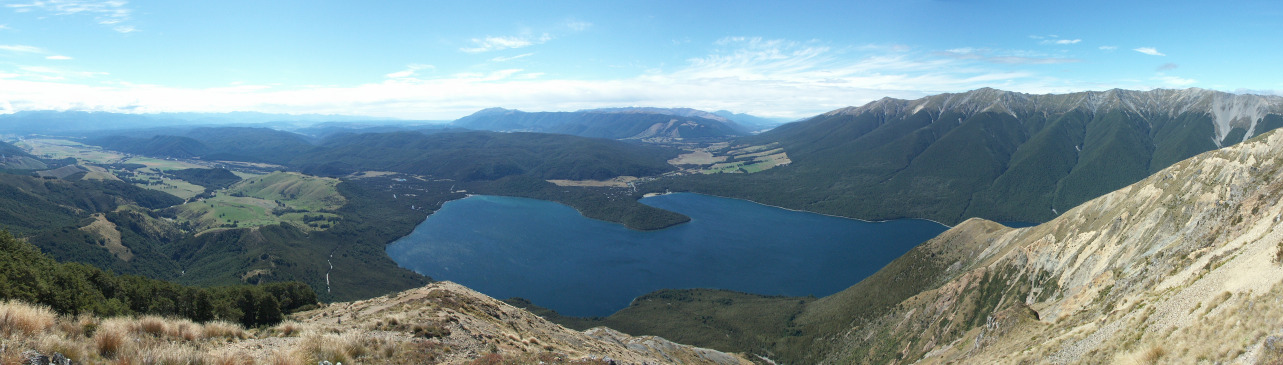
xmin=386 ymin=193 xmax=948 ymax=317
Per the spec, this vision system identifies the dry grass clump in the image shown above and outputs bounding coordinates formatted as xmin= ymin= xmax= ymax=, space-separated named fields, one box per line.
xmin=273 ymin=320 xmax=307 ymax=337
xmin=207 ymin=349 xmax=256 ymax=365
xmin=93 ymin=319 xmax=132 ymax=359
xmin=166 ymin=318 xmax=203 ymax=341
xmin=136 ymin=342 xmax=207 ymax=365
xmin=137 ymin=315 xmax=169 ymax=336
xmin=0 ymin=299 xmax=56 ymax=336
xmin=36 ymin=332 xmax=88 ymax=363
xmin=292 ymin=330 xmax=370 ymax=363
xmin=1140 ymin=345 xmax=1166 ymax=364
xmin=203 ymin=320 xmax=247 ymax=340
xmin=268 ymin=349 xmax=306 ymax=365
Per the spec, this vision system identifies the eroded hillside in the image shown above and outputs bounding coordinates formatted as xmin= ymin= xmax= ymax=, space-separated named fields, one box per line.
xmin=810 ymin=127 xmax=1283 ymax=363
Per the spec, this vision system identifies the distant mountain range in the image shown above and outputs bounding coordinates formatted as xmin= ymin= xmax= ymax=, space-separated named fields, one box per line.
xmin=451 ymin=107 xmax=783 ymax=140
xmin=667 ymin=87 xmax=1283 ymax=225
xmin=0 ymin=110 xmax=431 ymax=134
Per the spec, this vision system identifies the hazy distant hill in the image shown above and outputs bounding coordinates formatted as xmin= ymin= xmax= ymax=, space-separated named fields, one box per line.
xmin=0 ymin=110 xmax=400 ymax=134
xmin=711 ymin=110 xmax=790 ymax=131
xmin=667 ymin=87 xmax=1283 ymax=225
xmin=0 ymin=140 xmax=47 ymax=169
xmin=91 ymin=127 xmax=316 ymax=164
xmin=297 ymin=131 xmax=680 ymax=181
xmin=452 ymin=107 xmax=747 ymax=140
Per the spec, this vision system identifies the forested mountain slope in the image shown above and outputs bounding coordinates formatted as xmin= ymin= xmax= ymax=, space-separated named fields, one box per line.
xmin=570 ymin=128 xmax=1283 ymax=364
xmin=667 ymin=87 xmax=1283 ymax=225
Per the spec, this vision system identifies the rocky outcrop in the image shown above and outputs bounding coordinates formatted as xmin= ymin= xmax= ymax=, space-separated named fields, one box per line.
xmin=290 ymin=281 xmax=754 ymax=365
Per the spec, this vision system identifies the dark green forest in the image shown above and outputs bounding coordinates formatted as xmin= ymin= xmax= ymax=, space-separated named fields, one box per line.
xmin=0 ymin=231 xmax=316 ymax=327
xmin=664 ymin=107 xmax=1283 ymax=225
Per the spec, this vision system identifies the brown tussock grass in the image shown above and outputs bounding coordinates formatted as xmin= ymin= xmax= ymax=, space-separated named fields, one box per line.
xmin=93 ymin=321 xmax=131 ymax=359
xmin=274 ymin=320 xmax=306 ymax=337
xmin=0 ymin=299 xmax=56 ymax=336
xmin=1141 ymin=345 xmax=1166 ymax=364
xmin=36 ymin=333 xmax=87 ymax=363
xmin=203 ymin=320 xmax=247 ymax=340
xmin=137 ymin=315 xmax=168 ymax=336
xmin=292 ymin=330 xmax=369 ymax=364
xmin=138 ymin=343 xmax=207 ymax=365
xmin=208 ymin=349 xmax=256 ymax=365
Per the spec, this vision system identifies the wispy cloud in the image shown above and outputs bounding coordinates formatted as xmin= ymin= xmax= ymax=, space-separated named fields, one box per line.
xmin=939 ymin=48 xmax=1080 ymax=64
xmin=0 ymin=44 xmax=45 ymax=53
xmin=1156 ymin=63 xmax=1178 ymax=71
xmin=565 ymin=21 xmax=592 ymax=31
xmin=1133 ymin=47 xmax=1165 ymax=56
xmin=385 ymin=64 xmax=435 ymax=79
xmin=4 ymin=0 xmax=137 ymax=33
xmin=0 ymin=25 xmax=9 ymax=30
xmin=14 ymin=65 xmax=107 ymax=80
xmin=0 ymin=37 xmax=1191 ymax=120
xmin=1031 ymin=35 xmax=1080 ymax=45
xmin=460 ymin=34 xmax=552 ymax=53
xmin=1099 ymin=46 xmax=1118 ymax=51
xmin=491 ymin=53 xmax=534 ymax=62
xmin=1154 ymin=74 xmax=1195 ymax=86
xmin=1041 ymin=39 xmax=1081 ymax=45
xmin=45 ymin=55 xmax=73 ymax=60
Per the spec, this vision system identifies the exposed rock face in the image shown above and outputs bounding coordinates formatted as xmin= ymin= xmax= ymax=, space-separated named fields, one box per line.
xmin=291 ymin=281 xmax=754 ymax=365
xmin=813 ymin=129 xmax=1283 ymax=364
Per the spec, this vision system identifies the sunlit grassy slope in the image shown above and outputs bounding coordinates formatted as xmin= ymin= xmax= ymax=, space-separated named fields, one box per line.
xmin=172 ymin=172 xmax=345 ymax=234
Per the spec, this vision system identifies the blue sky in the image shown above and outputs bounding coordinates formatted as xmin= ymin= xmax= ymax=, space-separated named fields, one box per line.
xmin=1 ymin=0 xmax=1281 ymax=120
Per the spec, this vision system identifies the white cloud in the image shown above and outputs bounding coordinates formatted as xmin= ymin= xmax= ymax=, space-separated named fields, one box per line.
xmin=1133 ymin=47 xmax=1165 ymax=56
xmin=1041 ymin=39 xmax=1081 ymax=45
xmin=491 ymin=53 xmax=534 ymax=62
xmin=0 ymin=37 xmax=1184 ymax=120
xmin=385 ymin=64 xmax=435 ymax=79
xmin=1099 ymin=46 xmax=1118 ymax=51
xmin=939 ymin=47 xmax=1080 ymax=64
xmin=0 ymin=45 xmax=45 ymax=53
xmin=45 ymin=55 xmax=73 ymax=60
xmin=566 ymin=21 xmax=592 ymax=31
xmin=0 ymin=25 xmax=9 ymax=30
xmin=1154 ymin=74 xmax=1195 ymax=86
xmin=460 ymin=34 xmax=552 ymax=53
xmin=5 ymin=0 xmax=136 ymax=32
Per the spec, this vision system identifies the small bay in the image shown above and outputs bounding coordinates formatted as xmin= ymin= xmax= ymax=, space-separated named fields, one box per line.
xmin=386 ymin=193 xmax=948 ymax=317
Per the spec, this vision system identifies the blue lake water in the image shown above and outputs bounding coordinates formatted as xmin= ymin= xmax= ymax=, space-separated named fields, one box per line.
xmin=386 ymin=193 xmax=948 ymax=317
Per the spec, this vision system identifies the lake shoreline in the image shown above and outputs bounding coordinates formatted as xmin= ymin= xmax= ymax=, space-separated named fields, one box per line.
xmin=641 ymin=191 xmax=954 ymax=229
xmin=386 ymin=193 xmax=950 ymax=317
